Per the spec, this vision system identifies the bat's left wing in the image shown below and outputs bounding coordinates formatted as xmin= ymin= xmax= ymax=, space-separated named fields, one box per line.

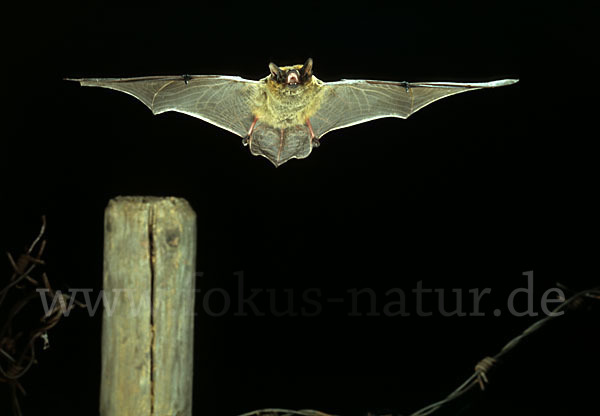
xmin=309 ymin=79 xmax=518 ymax=139
xmin=66 ymin=75 xmax=261 ymax=138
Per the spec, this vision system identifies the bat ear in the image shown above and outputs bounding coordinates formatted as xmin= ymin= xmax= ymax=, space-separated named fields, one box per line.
xmin=269 ymin=62 xmax=283 ymax=81
xmin=301 ymin=58 xmax=313 ymax=80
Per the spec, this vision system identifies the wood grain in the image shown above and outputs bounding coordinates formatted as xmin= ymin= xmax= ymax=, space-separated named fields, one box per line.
xmin=100 ymin=196 xmax=196 ymax=416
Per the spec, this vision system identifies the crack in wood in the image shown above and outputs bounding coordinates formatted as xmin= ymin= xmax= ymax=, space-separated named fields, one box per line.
xmin=101 ymin=197 xmax=196 ymax=415
xmin=148 ymin=205 xmax=156 ymax=416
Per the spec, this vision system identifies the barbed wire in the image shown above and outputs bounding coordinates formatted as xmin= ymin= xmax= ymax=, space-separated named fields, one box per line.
xmin=409 ymin=284 xmax=600 ymax=416
xmin=234 ymin=285 xmax=600 ymax=416
xmin=2 ymin=218 xmax=597 ymax=416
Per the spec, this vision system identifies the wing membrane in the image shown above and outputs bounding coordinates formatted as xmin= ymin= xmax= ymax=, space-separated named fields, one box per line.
xmin=310 ymin=79 xmax=518 ymax=138
xmin=248 ymin=122 xmax=313 ymax=167
xmin=68 ymin=75 xmax=260 ymax=137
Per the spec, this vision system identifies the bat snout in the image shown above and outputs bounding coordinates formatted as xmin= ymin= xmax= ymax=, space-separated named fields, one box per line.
xmin=286 ymin=70 xmax=300 ymax=86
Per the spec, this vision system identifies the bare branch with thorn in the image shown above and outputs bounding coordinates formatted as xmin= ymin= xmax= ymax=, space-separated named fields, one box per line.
xmin=0 ymin=216 xmax=85 ymax=416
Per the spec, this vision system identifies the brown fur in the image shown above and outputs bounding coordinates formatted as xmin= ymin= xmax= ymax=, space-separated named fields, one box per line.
xmin=251 ymin=69 xmax=325 ymax=129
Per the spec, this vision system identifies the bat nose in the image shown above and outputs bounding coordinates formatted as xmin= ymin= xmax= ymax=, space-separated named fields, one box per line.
xmin=287 ymin=71 xmax=299 ymax=84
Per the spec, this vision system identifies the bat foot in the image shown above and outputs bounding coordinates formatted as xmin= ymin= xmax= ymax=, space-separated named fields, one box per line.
xmin=306 ymin=119 xmax=319 ymax=148
xmin=245 ymin=117 xmax=258 ymax=146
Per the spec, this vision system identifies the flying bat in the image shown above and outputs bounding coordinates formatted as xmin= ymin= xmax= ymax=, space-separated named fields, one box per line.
xmin=67 ymin=58 xmax=518 ymax=166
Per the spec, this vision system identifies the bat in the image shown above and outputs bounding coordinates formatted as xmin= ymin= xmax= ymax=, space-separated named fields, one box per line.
xmin=67 ymin=58 xmax=518 ymax=167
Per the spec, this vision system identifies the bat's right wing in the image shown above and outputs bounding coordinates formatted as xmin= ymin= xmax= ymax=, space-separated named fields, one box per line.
xmin=66 ymin=75 xmax=261 ymax=138
xmin=309 ymin=79 xmax=519 ymax=139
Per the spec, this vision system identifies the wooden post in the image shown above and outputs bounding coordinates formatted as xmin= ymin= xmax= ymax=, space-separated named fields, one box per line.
xmin=100 ymin=196 xmax=196 ymax=416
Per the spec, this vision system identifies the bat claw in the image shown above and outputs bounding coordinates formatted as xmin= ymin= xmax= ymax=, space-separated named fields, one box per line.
xmin=182 ymin=74 xmax=192 ymax=85
xmin=242 ymin=136 xmax=250 ymax=146
xmin=306 ymin=119 xmax=319 ymax=148
xmin=402 ymin=81 xmax=411 ymax=93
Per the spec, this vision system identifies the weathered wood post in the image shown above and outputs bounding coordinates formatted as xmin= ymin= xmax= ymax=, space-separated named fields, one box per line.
xmin=100 ymin=196 xmax=196 ymax=416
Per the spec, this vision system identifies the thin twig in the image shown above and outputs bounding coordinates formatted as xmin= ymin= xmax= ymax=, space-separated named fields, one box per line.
xmin=1 ymin=216 xmax=82 ymax=416
xmin=26 ymin=215 xmax=46 ymax=255
xmin=0 ymin=265 xmax=37 ymax=307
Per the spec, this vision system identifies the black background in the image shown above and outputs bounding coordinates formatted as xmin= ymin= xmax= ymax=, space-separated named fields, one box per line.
xmin=2 ymin=2 xmax=597 ymax=415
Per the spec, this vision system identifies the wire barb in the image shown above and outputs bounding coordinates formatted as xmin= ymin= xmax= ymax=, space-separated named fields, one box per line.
xmin=234 ymin=285 xmax=600 ymax=416
xmin=474 ymin=356 xmax=496 ymax=390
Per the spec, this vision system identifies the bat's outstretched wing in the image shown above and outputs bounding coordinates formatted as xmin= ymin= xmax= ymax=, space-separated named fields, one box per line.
xmin=66 ymin=75 xmax=261 ymax=138
xmin=309 ymin=79 xmax=518 ymax=139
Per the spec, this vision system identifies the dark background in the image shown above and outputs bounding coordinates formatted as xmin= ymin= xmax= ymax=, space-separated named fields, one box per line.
xmin=2 ymin=2 xmax=597 ymax=415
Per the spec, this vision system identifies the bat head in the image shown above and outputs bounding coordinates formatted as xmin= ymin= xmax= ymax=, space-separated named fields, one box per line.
xmin=268 ymin=58 xmax=313 ymax=89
